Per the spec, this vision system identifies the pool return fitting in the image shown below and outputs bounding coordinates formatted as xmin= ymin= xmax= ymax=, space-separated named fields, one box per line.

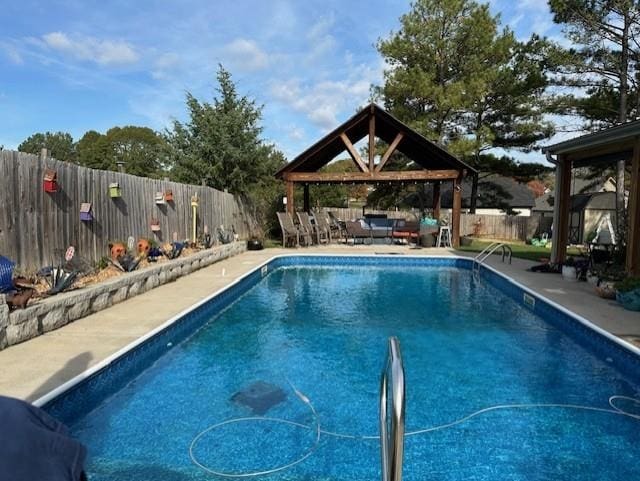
xmin=189 ymin=336 xmax=640 ymax=479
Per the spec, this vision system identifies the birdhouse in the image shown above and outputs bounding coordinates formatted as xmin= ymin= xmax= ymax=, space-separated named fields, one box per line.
xmin=109 ymin=182 xmax=122 ymax=198
xmin=150 ymin=218 xmax=161 ymax=232
xmin=191 ymin=195 xmax=199 ymax=207
xmin=155 ymin=192 xmax=165 ymax=205
xmin=43 ymin=169 xmax=58 ymax=193
xmin=164 ymin=189 xmax=174 ymax=202
xmin=80 ymin=203 xmax=93 ymax=221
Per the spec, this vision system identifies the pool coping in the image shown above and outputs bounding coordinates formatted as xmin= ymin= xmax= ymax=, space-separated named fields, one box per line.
xmin=33 ymin=253 xmax=640 ymax=408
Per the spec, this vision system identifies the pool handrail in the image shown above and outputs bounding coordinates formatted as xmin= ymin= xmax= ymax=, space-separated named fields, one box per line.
xmin=472 ymin=242 xmax=512 ymax=277
xmin=379 ymin=336 xmax=406 ymax=481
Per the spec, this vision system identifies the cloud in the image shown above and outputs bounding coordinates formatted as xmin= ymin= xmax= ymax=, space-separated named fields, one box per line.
xmin=271 ymin=63 xmax=379 ymax=130
xmin=1 ymin=43 xmax=24 ymax=65
xmin=223 ymin=38 xmax=269 ymax=71
xmin=41 ymin=32 xmax=139 ymax=66
xmin=305 ymin=15 xmax=337 ymax=63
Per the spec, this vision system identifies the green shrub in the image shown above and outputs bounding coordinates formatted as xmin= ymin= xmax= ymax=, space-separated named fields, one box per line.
xmin=615 ymin=276 xmax=640 ymax=293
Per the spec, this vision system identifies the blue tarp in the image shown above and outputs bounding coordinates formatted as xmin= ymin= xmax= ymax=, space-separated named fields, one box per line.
xmin=0 ymin=396 xmax=87 ymax=481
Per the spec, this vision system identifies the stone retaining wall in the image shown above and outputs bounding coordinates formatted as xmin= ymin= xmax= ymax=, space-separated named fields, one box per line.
xmin=0 ymin=242 xmax=246 ymax=351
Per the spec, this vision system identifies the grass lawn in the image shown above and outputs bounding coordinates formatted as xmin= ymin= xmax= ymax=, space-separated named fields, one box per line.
xmin=455 ymin=239 xmax=584 ymax=263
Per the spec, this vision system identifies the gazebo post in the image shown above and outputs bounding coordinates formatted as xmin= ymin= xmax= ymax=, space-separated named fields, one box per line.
xmin=627 ymin=139 xmax=640 ymax=275
xmin=551 ymin=155 xmax=572 ymax=264
xmin=303 ymin=184 xmax=310 ymax=213
xmin=432 ymin=181 xmax=441 ymax=219
xmin=451 ymin=177 xmax=462 ymax=248
xmin=286 ymin=181 xmax=295 ymax=215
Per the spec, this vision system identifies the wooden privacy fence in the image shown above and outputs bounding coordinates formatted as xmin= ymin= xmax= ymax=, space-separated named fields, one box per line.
xmin=0 ymin=150 xmax=255 ymax=271
xmin=322 ymin=207 xmax=549 ymax=242
xmin=459 ymin=213 xmax=549 ymax=241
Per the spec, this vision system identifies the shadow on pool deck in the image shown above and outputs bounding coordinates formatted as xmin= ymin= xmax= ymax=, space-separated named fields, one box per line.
xmin=28 ymin=351 xmax=93 ymax=402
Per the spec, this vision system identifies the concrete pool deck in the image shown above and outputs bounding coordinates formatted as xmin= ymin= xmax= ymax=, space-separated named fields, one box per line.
xmin=0 ymin=244 xmax=638 ymax=402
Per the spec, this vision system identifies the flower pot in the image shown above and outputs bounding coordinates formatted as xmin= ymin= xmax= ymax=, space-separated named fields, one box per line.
xmin=616 ymin=288 xmax=640 ymax=311
xmin=247 ymin=239 xmax=263 ymax=250
xmin=586 ymin=273 xmax=600 ymax=286
xmin=562 ymin=265 xmax=578 ymax=282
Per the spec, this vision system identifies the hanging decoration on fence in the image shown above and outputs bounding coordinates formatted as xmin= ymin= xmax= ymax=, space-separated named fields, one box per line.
xmin=43 ymin=169 xmax=58 ymax=193
xmin=155 ymin=192 xmax=165 ymax=205
xmin=150 ymin=218 xmax=161 ymax=232
xmin=109 ymin=182 xmax=122 ymax=198
xmin=165 ymin=189 xmax=174 ymax=202
xmin=80 ymin=203 xmax=93 ymax=221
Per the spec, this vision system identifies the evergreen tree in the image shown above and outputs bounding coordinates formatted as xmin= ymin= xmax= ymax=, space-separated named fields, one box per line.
xmin=165 ymin=65 xmax=285 ymax=236
xmin=376 ymin=0 xmax=554 ymax=212
xmin=548 ymin=0 xmax=640 ymax=236
xmin=18 ymin=131 xmax=76 ymax=162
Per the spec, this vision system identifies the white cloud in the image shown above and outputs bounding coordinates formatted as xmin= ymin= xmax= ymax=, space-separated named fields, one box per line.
xmin=42 ymin=32 xmax=139 ymax=66
xmin=223 ymin=38 xmax=269 ymax=71
xmin=271 ymin=63 xmax=380 ymax=130
xmin=305 ymin=15 xmax=337 ymax=63
xmin=0 ymin=41 xmax=24 ymax=64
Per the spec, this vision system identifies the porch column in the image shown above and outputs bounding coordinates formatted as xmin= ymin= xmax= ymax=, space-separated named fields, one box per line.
xmin=627 ymin=139 xmax=640 ymax=274
xmin=451 ymin=177 xmax=462 ymax=248
xmin=432 ymin=181 xmax=441 ymax=219
xmin=551 ymin=155 xmax=571 ymax=264
xmin=303 ymin=184 xmax=310 ymax=212
xmin=286 ymin=181 xmax=295 ymax=215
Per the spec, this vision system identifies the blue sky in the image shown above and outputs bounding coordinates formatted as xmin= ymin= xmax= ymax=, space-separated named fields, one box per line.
xmin=0 ymin=0 xmax=566 ymax=163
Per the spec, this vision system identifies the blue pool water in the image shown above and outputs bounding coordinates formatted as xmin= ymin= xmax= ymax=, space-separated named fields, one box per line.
xmin=63 ymin=262 xmax=639 ymax=480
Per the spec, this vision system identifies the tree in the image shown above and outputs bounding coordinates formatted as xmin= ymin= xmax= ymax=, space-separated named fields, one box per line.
xmin=18 ymin=131 xmax=75 ymax=162
xmin=376 ymin=0 xmax=554 ymax=212
xmin=76 ymin=130 xmax=111 ymax=170
xmin=548 ymin=0 xmax=640 ymax=237
xmin=105 ymin=126 xmax=166 ymax=177
xmin=75 ymin=127 xmax=166 ymax=176
xmin=165 ymin=65 xmax=286 ymax=236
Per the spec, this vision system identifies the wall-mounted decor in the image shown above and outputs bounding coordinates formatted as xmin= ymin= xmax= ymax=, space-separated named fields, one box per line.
xmin=155 ymin=192 xmax=165 ymax=205
xmin=150 ymin=218 xmax=161 ymax=232
xmin=80 ymin=203 xmax=93 ymax=221
xmin=165 ymin=189 xmax=174 ymax=202
xmin=43 ymin=169 xmax=58 ymax=193
xmin=109 ymin=182 xmax=122 ymax=198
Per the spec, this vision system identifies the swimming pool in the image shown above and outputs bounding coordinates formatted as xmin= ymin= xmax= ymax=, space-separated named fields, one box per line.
xmin=40 ymin=256 xmax=640 ymax=480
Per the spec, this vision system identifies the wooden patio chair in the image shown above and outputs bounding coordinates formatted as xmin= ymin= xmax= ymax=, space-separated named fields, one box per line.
xmin=276 ymin=212 xmax=301 ymax=247
xmin=298 ymin=212 xmax=328 ymax=244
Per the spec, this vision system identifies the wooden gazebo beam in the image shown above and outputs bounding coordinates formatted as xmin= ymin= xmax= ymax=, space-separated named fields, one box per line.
xmin=551 ymin=155 xmax=572 ymax=264
xmin=627 ymin=139 xmax=640 ymax=275
xmin=283 ymin=169 xmax=459 ymax=184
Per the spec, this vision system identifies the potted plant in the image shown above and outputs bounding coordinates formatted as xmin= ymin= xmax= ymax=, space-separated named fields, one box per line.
xmin=561 ymin=257 xmax=578 ymax=282
xmin=586 ymin=268 xmax=600 ymax=286
xmin=615 ymin=276 xmax=640 ymax=311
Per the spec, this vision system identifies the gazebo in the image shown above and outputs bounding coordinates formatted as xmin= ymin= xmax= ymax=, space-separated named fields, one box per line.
xmin=274 ymin=104 xmax=476 ymax=247
xmin=543 ymin=121 xmax=640 ymax=275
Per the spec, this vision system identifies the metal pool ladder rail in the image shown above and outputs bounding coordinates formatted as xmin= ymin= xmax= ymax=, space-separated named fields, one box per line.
xmin=379 ymin=336 xmax=406 ymax=481
xmin=472 ymin=242 xmax=512 ymax=278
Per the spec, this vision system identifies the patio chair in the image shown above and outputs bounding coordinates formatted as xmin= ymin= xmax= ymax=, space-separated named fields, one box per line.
xmin=327 ymin=211 xmax=346 ymax=241
xmin=392 ymin=219 xmax=420 ymax=245
xmin=298 ymin=212 xmax=328 ymax=245
xmin=0 ymin=256 xmax=15 ymax=294
xmin=277 ymin=212 xmax=312 ymax=247
xmin=345 ymin=220 xmax=372 ymax=245
xmin=311 ymin=210 xmax=334 ymax=242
